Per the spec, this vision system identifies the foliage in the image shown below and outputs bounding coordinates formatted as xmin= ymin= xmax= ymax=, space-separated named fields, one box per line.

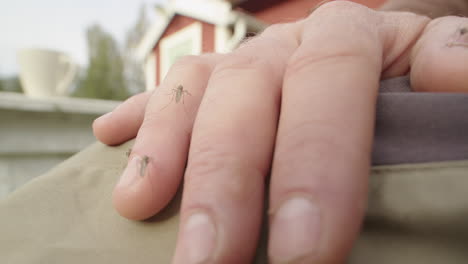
xmin=0 ymin=76 xmax=22 ymax=93
xmin=71 ymin=5 xmax=150 ymax=100
xmin=123 ymin=5 xmax=149 ymax=94
xmin=73 ymin=24 xmax=129 ymax=100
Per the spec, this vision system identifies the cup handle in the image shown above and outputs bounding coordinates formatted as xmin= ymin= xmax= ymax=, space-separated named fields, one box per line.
xmin=57 ymin=55 xmax=78 ymax=96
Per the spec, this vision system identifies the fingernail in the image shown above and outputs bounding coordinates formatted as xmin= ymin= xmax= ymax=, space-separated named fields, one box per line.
xmin=117 ymin=155 xmax=147 ymax=188
xmin=269 ymin=197 xmax=321 ymax=263
xmin=177 ymin=213 xmax=217 ymax=264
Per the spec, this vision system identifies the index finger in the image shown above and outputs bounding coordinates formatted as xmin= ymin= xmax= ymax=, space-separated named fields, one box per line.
xmin=268 ymin=2 xmax=430 ymax=263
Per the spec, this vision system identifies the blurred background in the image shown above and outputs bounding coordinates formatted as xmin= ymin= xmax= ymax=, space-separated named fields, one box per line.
xmin=0 ymin=0 xmax=385 ymax=198
xmin=1 ymin=0 xmax=163 ymax=99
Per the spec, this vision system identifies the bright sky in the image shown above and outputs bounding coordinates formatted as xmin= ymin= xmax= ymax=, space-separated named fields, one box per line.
xmin=0 ymin=0 xmax=164 ymax=76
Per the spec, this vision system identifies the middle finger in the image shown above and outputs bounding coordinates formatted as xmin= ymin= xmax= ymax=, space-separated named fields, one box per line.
xmin=172 ymin=22 xmax=302 ymax=263
xmin=269 ymin=2 xmax=430 ymax=263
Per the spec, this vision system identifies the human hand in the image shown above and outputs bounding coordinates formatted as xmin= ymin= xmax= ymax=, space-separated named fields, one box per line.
xmin=93 ymin=2 xmax=468 ymax=263
xmin=379 ymin=0 xmax=468 ymax=18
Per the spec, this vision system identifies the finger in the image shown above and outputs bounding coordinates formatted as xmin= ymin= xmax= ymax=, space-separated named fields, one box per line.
xmin=93 ymin=91 xmax=151 ymax=145
xmin=410 ymin=17 xmax=468 ymax=92
xmin=268 ymin=2 xmax=430 ymax=263
xmin=113 ymin=54 xmax=222 ymax=220
xmin=172 ymin=24 xmax=301 ymax=263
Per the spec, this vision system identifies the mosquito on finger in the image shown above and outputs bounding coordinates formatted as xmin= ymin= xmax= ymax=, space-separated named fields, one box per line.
xmin=140 ymin=156 xmax=149 ymax=177
xmin=447 ymin=26 xmax=468 ymax=47
xmin=125 ymin=149 xmax=148 ymax=177
xmin=125 ymin=148 xmax=132 ymax=158
xmin=160 ymin=85 xmax=192 ymax=115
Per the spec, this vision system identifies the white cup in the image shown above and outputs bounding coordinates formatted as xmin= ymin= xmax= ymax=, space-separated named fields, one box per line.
xmin=17 ymin=48 xmax=78 ymax=98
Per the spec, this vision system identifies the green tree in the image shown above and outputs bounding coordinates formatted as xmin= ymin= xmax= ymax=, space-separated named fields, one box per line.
xmin=124 ymin=5 xmax=149 ymax=94
xmin=0 ymin=76 xmax=22 ymax=93
xmin=74 ymin=24 xmax=129 ymax=100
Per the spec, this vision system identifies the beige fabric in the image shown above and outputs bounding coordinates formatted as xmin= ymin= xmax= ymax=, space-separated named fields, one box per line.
xmin=1 ymin=140 xmax=467 ymax=264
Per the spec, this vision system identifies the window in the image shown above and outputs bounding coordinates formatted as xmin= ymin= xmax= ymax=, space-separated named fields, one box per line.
xmin=159 ymin=22 xmax=202 ymax=80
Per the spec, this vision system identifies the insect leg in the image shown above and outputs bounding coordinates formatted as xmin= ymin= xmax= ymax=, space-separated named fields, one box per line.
xmin=160 ymin=89 xmax=176 ymax=111
xmin=140 ymin=156 xmax=149 ymax=177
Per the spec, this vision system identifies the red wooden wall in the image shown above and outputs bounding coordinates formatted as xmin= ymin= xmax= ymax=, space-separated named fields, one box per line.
xmin=154 ymin=15 xmax=214 ymax=84
xmin=152 ymin=0 xmax=387 ymax=85
xmin=252 ymin=0 xmax=387 ymax=24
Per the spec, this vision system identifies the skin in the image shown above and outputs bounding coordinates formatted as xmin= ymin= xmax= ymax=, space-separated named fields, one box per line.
xmin=379 ymin=0 xmax=468 ymax=18
xmin=93 ymin=1 xmax=468 ymax=263
xmin=163 ymin=85 xmax=192 ymax=109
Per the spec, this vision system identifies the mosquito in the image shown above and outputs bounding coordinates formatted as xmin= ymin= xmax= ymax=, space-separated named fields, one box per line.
xmin=125 ymin=149 xmax=149 ymax=177
xmin=140 ymin=156 xmax=149 ymax=177
xmin=461 ymin=27 xmax=468 ymax=36
xmin=125 ymin=148 xmax=132 ymax=158
xmin=160 ymin=85 xmax=192 ymax=115
xmin=447 ymin=26 xmax=468 ymax=47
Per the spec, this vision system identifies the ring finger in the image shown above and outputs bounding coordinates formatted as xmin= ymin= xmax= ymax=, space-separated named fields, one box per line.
xmin=113 ymin=54 xmax=223 ymax=220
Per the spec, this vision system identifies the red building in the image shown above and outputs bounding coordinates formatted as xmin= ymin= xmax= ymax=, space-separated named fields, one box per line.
xmin=136 ymin=0 xmax=386 ymax=90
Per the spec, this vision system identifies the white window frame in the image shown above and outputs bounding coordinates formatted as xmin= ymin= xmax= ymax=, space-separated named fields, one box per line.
xmin=159 ymin=22 xmax=202 ymax=80
xmin=215 ymin=25 xmax=231 ymax=53
xmin=144 ymin=53 xmax=157 ymax=91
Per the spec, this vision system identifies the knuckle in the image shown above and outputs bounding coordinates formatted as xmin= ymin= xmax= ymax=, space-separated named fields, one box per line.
xmin=186 ymin=144 xmax=264 ymax=203
xmin=238 ymin=22 xmax=298 ymax=57
xmin=284 ymin=4 xmax=380 ymax=77
xmin=237 ymin=24 xmax=284 ymax=48
xmin=168 ymin=55 xmax=213 ymax=77
xmin=212 ymin=55 xmax=276 ymax=83
xmin=260 ymin=22 xmax=300 ymax=50
xmin=172 ymin=55 xmax=202 ymax=66
xmin=304 ymin=1 xmax=379 ymax=44
xmin=261 ymin=23 xmax=289 ymax=37
xmin=311 ymin=0 xmax=367 ymax=18
xmin=138 ymin=112 xmax=186 ymax=141
xmin=275 ymin=119 xmax=361 ymax=170
xmin=139 ymin=111 xmax=162 ymax=131
xmin=122 ymin=93 xmax=141 ymax=107
xmin=286 ymin=49 xmax=363 ymax=77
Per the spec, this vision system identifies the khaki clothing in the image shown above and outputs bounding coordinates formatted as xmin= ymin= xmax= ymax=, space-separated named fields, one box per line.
xmin=1 ymin=77 xmax=468 ymax=263
xmin=1 ymin=143 xmax=468 ymax=263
